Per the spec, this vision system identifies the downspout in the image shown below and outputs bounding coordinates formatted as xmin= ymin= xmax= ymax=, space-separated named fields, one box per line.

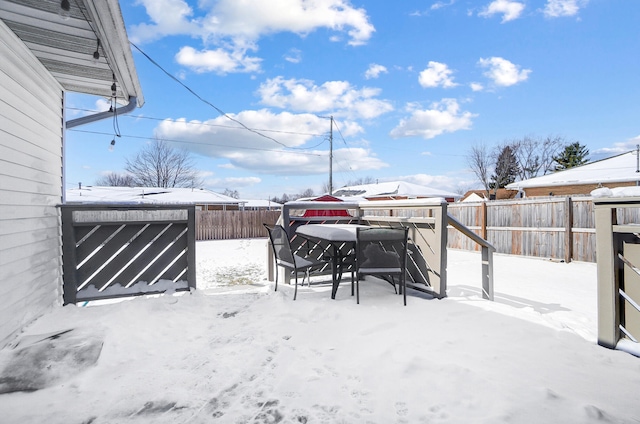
xmin=62 ymin=96 xmax=139 ymax=203
xmin=65 ymin=96 xmax=138 ymax=129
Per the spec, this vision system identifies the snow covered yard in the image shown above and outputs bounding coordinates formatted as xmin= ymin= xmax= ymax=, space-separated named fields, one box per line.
xmin=0 ymin=238 xmax=639 ymax=424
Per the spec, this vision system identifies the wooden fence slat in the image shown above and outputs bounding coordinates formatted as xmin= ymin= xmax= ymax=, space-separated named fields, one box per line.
xmin=195 ymin=210 xmax=280 ymax=240
xmin=446 ymin=196 xmax=635 ymax=262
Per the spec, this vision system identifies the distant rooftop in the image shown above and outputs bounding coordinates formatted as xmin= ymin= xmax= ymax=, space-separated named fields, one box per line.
xmin=65 ymin=186 xmax=245 ymax=205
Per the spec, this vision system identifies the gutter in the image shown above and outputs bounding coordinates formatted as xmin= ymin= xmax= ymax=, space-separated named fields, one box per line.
xmin=66 ymin=96 xmax=138 ymax=129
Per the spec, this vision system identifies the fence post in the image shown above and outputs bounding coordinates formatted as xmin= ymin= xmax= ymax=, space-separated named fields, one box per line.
xmin=60 ymin=206 xmax=78 ymax=305
xmin=187 ymin=206 xmax=197 ymax=290
xmin=482 ymin=245 xmax=494 ymax=301
xmin=564 ymin=197 xmax=573 ymax=263
xmin=481 ymin=201 xmax=488 ymax=240
xmin=594 ymin=203 xmax=619 ymax=349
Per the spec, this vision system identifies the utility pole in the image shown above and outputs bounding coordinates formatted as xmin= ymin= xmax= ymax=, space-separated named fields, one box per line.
xmin=329 ymin=116 xmax=333 ymax=195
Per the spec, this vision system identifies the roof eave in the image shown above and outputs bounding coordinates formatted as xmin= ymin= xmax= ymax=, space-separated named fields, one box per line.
xmin=85 ymin=0 xmax=143 ymax=107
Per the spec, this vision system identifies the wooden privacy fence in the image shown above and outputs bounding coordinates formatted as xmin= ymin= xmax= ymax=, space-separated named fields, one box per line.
xmin=60 ymin=205 xmax=196 ymax=304
xmin=448 ymin=197 xmax=602 ymax=262
xmin=196 ymin=210 xmax=280 ymax=240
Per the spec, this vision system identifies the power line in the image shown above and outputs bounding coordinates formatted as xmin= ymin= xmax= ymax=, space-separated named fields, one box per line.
xmin=66 ymin=107 xmax=328 ymax=139
xmin=68 ymin=129 xmax=325 ymax=157
xmin=130 ymin=41 xmax=291 ymax=148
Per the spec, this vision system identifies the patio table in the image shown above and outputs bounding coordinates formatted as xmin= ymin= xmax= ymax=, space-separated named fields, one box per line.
xmin=295 ymin=223 xmax=370 ymax=299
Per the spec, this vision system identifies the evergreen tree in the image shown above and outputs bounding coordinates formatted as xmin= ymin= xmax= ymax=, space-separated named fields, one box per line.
xmin=490 ymin=145 xmax=519 ymax=190
xmin=553 ymin=142 xmax=589 ymax=171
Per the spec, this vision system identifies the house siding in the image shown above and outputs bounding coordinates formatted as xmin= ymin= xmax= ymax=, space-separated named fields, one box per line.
xmin=523 ymin=181 xmax=638 ymax=198
xmin=0 ymin=20 xmax=64 ymax=347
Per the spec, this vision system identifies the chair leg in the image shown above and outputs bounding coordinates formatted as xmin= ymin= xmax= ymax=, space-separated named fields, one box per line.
xmin=293 ymin=272 xmax=299 ymax=300
xmin=402 ymin=275 xmax=406 ymax=306
xmin=274 ymin=265 xmax=279 ymax=292
xmin=356 ymin=275 xmax=360 ymax=304
xmin=351 ymin=271 xmax=355 ymax=296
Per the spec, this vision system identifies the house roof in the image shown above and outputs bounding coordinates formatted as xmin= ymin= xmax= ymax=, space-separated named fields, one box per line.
xmin=66 ymin=186 xmax=245 ymax=205
xmin=331 ymin=180 xmax=461 ymax=200
xmin=242 ymin=199 xmax=282 ymax=209
xmin=461 ymin=188 xmax=517 ymax=201
xmin=505 ymin=150 xmax=640 ymax=190
xmin=0 ymin=0 xmax=143 ymax=106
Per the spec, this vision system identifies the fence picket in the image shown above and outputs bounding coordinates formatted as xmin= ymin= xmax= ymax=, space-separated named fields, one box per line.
xmin=195 ymin=210 xmax=280 ymax=240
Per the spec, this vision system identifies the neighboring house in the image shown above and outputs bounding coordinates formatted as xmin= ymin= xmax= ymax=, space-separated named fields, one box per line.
xmin=66 ymin=186 xmax=247 ymax=210
xmin=505 ymin=150 xmax=640 ymax=197
xmin=0 ymin=1 xmax=143 ymax=348
xmin=460 ymin=189 xmax=518 ymax=202
xmin=242 ymin=199 xmax=283 ymax=211
xmin=331 ymin=181 xmax=461 ymax=203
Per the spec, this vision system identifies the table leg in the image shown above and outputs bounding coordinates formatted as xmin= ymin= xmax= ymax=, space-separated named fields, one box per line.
xmin=331 ymin=245 xmax=340 ymax=299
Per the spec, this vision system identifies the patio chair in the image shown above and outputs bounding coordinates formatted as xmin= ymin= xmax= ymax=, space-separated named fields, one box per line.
xmin=264 ymin=224 xmax=327 ymax=300
xmin=353 ymin=227 xmax=409 ymax=305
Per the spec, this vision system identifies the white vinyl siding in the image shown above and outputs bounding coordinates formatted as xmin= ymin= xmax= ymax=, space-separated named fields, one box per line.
xmin=0 ymin=19 xmax=64 ymax=347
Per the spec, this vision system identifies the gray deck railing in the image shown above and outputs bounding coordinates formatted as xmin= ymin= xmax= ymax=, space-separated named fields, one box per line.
xmin=447 ymin=213 xmax=495 ymax=301
xmin=60 ymin=204 xmax=196 ymax=304
xmin=275 ymin=198 xmax=493 ymax=300
xmin=594 ymin=197 xmax=640 ymax=351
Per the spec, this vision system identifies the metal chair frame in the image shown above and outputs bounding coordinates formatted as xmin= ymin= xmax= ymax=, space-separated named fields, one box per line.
xmin=264 ymin=224 xmax=327 ymax=300
xmin=354 ymin=227 xmax=409 ymax=305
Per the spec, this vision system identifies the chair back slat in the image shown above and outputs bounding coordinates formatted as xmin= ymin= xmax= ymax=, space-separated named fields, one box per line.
xmin=356 ymin=228 xmax=408 ymax=273
xmin=264 ymin=224 xmax=296 ymax=265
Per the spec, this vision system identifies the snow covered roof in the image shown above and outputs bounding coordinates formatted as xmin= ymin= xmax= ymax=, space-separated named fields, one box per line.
xmin=506 ymin=151 xmax=640 ymax=190
xmin=331 ymin=181 xmax=461 ymax=199
xmin=65 ymin=186 xmax=245 ymax=205
xmin=461 ymin=192 xmax=487 ymax=202
xmin=242 ymin=199 xmax=282 ymax=209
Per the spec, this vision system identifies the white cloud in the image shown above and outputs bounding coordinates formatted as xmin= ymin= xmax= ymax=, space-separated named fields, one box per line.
xmin=592 ymin=139 xmax=640 ymax=160
xmin=131 ymin=0 xmax=374 ymax=47
xmin=128 ymin=0 xmax=201 ymax=44
xmin=203 ymin=176 xmax=262 ymax=190
xmin=543 ymin=0 xmax=588 ymax=18
xmin=393 ymin=173 xmax=471 ymax=193
xmin=479 ymin=0 xmax=525 ymax=22
xmin=257 ymin=77 xmax=394 ymax=120
xmin=284 ymin=48 xmax=302 ymax=64
xmin=478 ymin=57 xmax=531 ymax=87
xmin=153 ymin=110 xmax=385 ymax=175
xmin=431 ymin=0 xmax=456 ymax=10
xmin=389 ymin=98 xmax=476 ymax=140
xmin=175 ymin=46 xmax=262 ymax=74
xmin=470 ymin=82 xmax=484 ymax=92
xmin=364 ymin=64 xmax=388 ymax=80
xmin=418 ymin=61 xmax=458 ymax=88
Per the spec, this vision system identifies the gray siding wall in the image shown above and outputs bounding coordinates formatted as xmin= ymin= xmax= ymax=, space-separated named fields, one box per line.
xmin=0 ymin=20 xmax=64 ymax=347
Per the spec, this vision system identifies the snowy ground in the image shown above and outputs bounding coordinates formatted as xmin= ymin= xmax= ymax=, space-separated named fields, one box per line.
xmin=0 ymin=238 xmax=639 ymax=424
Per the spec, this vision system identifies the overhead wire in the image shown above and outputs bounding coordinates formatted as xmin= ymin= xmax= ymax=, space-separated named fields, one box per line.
xmin=65 ymin=107 xmax=327 ymax=139
xmin=129 ymin=41 xmax=299 ymax=149
xmin=68 ymin=129 xmax=325 ymax=157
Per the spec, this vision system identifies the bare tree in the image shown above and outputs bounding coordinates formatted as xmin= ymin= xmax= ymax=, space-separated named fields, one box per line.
xmin=466 ymin=144 xmax=493 ymax=197
xmin=223 ymin=188 xmax=239 ymax=199
xmin=299 ymin=188 xmax=315 ymax=198
xmin=512 ymin=135 xmax=564 ymax=180
xmin=540 ymin=136 xmax=565 ymax=174
xmin=95 ymin=172 xmax=135 ymax=187
xmin=125 ymin=139 xmax=202 ymax=188
xmin=345 ymin=176 xmax=376 ymax=186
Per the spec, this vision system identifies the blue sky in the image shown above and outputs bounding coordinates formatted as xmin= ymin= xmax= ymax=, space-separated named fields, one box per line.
xmin=64 ymin=0 xmax=640 ymax=200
